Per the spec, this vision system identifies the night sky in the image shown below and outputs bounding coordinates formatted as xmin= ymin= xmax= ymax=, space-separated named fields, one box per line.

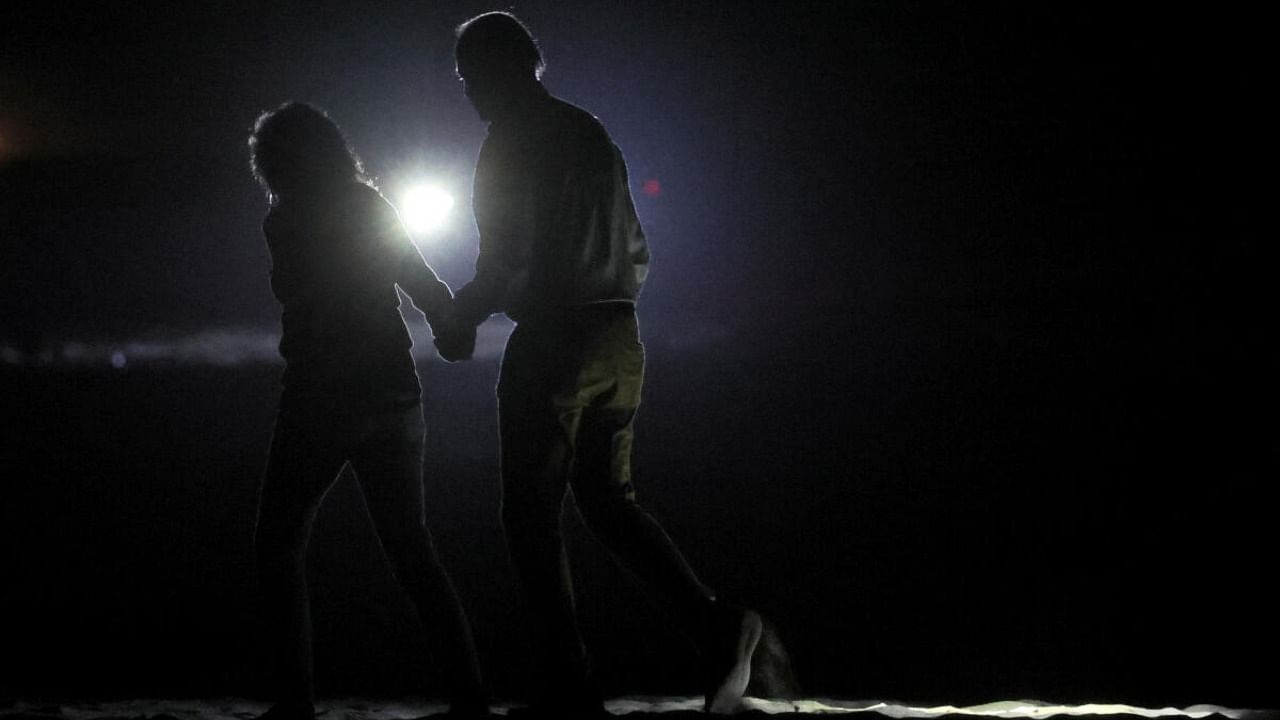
xmin=1 ymin=1 xmax=1272 ymax=710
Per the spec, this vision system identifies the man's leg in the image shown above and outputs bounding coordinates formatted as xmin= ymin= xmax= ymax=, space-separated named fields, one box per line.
xmin=253 ymin=406 xmax=349 ymax=718
xmin=348 ymin=402 xmax=486 ymax=714
xmin=565 ymin=310 xmax=714 ymax=627
xmin=497 ymin=325 xmax=598 ymax=709
xmin=570 ymin=406 xmax=715 ymax=625
xmin=568 ymin=310 xmax=761 ymax=714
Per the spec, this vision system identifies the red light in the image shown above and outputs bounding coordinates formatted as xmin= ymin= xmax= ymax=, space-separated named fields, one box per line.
xmin=642 ymin=179 xmax=661 ymax=197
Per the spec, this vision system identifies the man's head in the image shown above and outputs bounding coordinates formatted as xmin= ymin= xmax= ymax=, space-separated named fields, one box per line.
xmin=454 ymin=11 xmax=544 ymax=121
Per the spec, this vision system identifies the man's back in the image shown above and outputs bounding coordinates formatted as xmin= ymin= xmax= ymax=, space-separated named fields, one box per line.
xmin=457 ymin=88 xmax=650 ymax=324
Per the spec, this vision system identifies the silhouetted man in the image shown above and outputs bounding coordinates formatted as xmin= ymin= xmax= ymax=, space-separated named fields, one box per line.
xmin=439 ymin=11 xmax=762 ymax=717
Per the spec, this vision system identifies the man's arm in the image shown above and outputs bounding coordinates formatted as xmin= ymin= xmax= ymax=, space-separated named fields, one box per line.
xmin=452 ymin=133 xmax=535 ymax=328
xmin=451 ymin=236 xmax=520 ymax=328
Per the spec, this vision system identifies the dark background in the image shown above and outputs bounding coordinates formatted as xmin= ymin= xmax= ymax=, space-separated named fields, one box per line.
xmin=2 ymin=0 xmax=1271 ymax=710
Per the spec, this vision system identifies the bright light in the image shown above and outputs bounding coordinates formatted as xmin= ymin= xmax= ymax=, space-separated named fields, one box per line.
xmin=399 ymin=184 xmax=455 ymax=235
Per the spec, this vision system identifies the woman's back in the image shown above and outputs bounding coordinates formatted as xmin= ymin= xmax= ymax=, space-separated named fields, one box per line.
xmin=265 ymin=181 xmax=421 ymax=408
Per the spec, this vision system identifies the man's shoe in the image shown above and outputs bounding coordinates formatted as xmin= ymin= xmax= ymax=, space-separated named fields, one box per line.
xmin=703 ymin=604 xmax=763 ymax=714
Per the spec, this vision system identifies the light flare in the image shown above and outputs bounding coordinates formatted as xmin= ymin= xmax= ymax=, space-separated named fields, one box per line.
xmin=399 ymin=183 xmax=455 ymax=235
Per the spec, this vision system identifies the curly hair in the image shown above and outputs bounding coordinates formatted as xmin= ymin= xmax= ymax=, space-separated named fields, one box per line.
xmin=248 ymin=102 xmax=367 ymax=203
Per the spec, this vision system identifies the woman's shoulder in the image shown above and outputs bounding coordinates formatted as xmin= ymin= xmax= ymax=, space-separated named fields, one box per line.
xmin=344 ymin=181 xmax=396 ymax=216
xmin=262 ymin=205 xmax=290 ymax=244
xmin=335 ymin=181 xmax=411 ymax=246
xmin=271 ymin=182 xmax=400 ymax=241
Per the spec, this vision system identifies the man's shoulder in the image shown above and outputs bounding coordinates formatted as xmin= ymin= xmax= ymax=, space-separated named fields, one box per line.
xmin=545 ymin=95 xmax=610 ymax=142
xmin=484 ymin=91 xmax=615 ymax=165
xmin=545 ymin=95 xmax=601 ymax=125
xmin=533 ymin=96 xmax=618 ymax=172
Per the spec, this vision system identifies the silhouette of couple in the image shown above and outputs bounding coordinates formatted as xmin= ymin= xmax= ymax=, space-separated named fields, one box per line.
xmin=249 ymin=12 xmax=761 ymax=719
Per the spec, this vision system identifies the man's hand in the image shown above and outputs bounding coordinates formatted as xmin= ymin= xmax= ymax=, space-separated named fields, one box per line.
xmin=434 ymin=323 xmax=477 ymax=362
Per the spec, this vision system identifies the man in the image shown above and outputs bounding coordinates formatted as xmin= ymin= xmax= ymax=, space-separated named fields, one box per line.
xmin=438 ymin=11 xmax=762 ymax=717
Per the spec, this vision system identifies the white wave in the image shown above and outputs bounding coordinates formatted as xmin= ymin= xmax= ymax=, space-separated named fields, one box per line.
xmin=1 ymin=328 xmax=281 ymax=368
xmin=1 ymin=316 xmax=515 ymax=369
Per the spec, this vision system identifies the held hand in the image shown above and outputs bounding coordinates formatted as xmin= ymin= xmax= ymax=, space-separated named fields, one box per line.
xmin=433 ymin=323 xmax=477 ymax=363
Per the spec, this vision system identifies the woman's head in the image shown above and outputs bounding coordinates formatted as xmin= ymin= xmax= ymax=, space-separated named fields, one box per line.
xmin=249 ymin=102 xmax=365 ymax=202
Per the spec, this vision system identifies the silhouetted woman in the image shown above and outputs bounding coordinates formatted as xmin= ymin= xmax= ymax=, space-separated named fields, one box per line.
xmin=247 ymin=102 xmax=485 ymax=719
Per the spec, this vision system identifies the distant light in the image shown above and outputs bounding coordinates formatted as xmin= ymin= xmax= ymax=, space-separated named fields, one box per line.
xmin=642 ymin=179 xmax=662 ymax=197
xmin=400 ymin=184 xmax=455 ymax=235
xmin=111 ymin=350 xmax=127 ymax=369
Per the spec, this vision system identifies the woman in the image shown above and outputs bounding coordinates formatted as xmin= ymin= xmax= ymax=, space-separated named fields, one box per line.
xmin=247 ymin=101 xmax=485 ymax=719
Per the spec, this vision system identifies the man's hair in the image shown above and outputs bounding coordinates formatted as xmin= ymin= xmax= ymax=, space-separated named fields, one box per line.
xmin=454 ymin=11 xmax=545 ymax=80
xmin=248 ymin=101 xmax=366 ymax=201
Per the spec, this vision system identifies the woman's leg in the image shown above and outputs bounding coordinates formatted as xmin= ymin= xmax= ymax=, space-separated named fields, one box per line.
xmin=253 ymin=406 xmax=349 ymax=714
xmin=349 ymin=403 xmax=486 ymax=711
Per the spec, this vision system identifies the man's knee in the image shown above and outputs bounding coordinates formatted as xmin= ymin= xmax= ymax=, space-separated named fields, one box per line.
xmin=572 ymin=482 xmax=636 ymax=532
xmin=500 ymin=492 xmax=563 ymax=545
